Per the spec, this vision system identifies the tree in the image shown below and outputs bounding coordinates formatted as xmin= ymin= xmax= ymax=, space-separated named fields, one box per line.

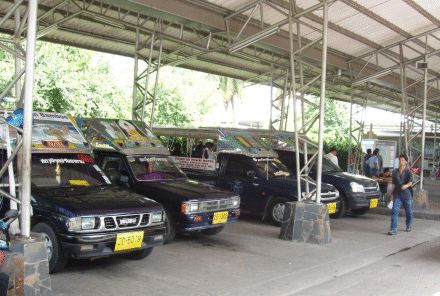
xmin=217 ymin=77 xmax=242 ymax=124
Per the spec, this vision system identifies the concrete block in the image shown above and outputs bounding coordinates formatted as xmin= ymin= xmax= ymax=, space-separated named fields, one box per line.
xmin=5 ymin=233 xmax=52 ymax=295
xmin=279 ymin=201 xmax=332 ymax=244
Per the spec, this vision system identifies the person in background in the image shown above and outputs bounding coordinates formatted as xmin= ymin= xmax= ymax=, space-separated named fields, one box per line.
xmin=388 ymin=154 xmax=413 ymax=235
xmin=191 ymin=140 xmax=204 ymax=158
xmin=324 ymin=147 xmax=338 ymax=167
xmin=367 ymin=149 xmax=380 ymax=177
xmin=202 ymin=142 xmax=216 ymax=160
xmin=347 ymin=148 xmax=356 ymax=173
xmin=374 ymin=148 xmax=383 ymax=172
xmin=363 ymin=149 xmax=372 ymax=177
xmin=171 ymin=142 xmax=183 ymax=157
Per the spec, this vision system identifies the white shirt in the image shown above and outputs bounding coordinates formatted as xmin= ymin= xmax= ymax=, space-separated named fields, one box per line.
xmin=324 ymin=152 xmax=339 ymax=167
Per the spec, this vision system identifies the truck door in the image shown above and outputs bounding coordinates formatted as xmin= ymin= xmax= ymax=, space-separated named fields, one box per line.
xmin=219 ymin=156 xmax=264 ymax=213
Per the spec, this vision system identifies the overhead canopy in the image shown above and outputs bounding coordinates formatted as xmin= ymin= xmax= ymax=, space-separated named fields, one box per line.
xmin=1 ymin=0 xmax=439 ymax=118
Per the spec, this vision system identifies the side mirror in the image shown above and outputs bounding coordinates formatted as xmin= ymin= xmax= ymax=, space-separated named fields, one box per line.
xmin=246 ymin=170 xmax=257 ymax=178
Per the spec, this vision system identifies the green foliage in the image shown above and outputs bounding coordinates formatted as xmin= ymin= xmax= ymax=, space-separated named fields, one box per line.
xmin=147 ymin=83 xmax=192 ymax=127
xmin=304 ymin=96 xmax=351 ymax=170
xmin=217 ymin=76 xmax=243 ymax=121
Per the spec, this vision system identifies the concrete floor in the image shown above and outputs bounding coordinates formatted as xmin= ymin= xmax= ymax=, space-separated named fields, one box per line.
xmin=51 ymin=214 xmax=440 ymax=296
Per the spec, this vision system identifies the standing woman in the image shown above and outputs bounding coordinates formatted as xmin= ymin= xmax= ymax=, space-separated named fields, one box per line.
xmin=388 ymin=154 xmax=413 ymax=235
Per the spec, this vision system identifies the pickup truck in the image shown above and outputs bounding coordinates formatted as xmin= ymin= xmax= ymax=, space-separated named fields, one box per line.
xmin=29 ymin=153 xmax=166 ymax=273
xmin=277 ymin=149 xmax=381 ymax=217
xmin=184 ymin=152 xmax=340 ymax=225
xmin=155 ymin=127 xmax=341 ymax=225
xmin=0 ymin=111 xmax=166 ymax=273
xmin=79 ymin=118 xmax=240 ymax=243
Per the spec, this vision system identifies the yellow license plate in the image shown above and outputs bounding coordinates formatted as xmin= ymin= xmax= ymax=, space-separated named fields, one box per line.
xmin=114 ymin=231 xmax=144 ymax=252
xmin=370 ymin=198 xmax=379 ymax=208
xmin=212 ymin=211 xmax=228 ymax=224
xmin=327 ymin=202 xmax=337 ymax=214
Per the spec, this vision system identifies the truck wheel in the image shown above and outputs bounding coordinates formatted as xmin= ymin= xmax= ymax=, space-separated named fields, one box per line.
xmin=202 ymin=226 xmax=224 ymax=236
xmin=126 ymin=247 xmax=153 ymax=259
xmin=164 ymin=211 xmax=176 ymax=244
xmin=331 ymin=192 xmax=347 ymax=219
xmin=32 ymin=223 xmax=66 ymax=273
xmin=267 ymin=197 xmax=289 ymax=226
xmin=351 ymin=207 xmax=369 ymax=216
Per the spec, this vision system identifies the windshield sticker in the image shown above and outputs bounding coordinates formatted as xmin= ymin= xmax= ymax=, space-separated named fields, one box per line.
xmin=77 ymin=154 xmax=95 ymax=163
xmin=40 ymin=158 xmax=85 ymax=164
xmin=69 ymin=179 xmax=90 ymax=186
xmin=253 ymin=158 xmax=276 ymax=162
xmin=235 ymin=136 xmax=251 ymax=148
xmin=138 ymin=157 xmax=168 ymax=162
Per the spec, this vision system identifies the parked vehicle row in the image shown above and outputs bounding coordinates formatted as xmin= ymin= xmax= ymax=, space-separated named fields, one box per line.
xmin=0 ymin=111 xmax=380 ymax=274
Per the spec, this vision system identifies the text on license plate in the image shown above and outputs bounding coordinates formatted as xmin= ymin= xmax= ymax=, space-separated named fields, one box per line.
xmin=327 ymin=202 xmax=337 ymax=214
xmin=114 ymin=231 xmax=144 ymax=252
xmin=212 ymin=211 xmax=228 ymax=224
xmin=370 ymin=198 xmax=378 ymax=208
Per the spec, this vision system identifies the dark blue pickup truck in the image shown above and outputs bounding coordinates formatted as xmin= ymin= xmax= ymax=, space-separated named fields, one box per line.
xmin=29 ymin=153 xmax=166 ymax=273
xmin=79 ymin=119 xmax=240 ymax=243
xmin=154 ymin=127 xmax=341 ymax=225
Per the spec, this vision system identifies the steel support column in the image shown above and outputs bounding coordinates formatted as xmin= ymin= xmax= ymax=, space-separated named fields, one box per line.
xmin=20 ymin=0 xmax=38 ymax=238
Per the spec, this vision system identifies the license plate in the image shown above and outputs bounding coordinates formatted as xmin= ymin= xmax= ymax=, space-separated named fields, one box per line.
xmin=327 ymin=202 xmax=337 ymax=214
xmin=114 ymin=231 xmax=144 ymax=252
xmin=212 ymin=211 xmax=228 ymax=224
xmin=370 ymin=198 xmax=379 ymax=208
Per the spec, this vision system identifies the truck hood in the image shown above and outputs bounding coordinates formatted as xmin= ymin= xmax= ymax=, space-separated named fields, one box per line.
xmin=323 ymin=171 xmax=377 ymax=187
xmin=33 ymin=185 xmax=163 ymax=216
xmin=136 ymin=179 xmax=235 ymax=201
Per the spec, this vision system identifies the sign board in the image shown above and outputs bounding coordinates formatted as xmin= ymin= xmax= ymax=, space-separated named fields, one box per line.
xmin=218 ymin=128 xmax=277 ymax=158
xmin=171 ymin=156 xmax=216 ymax=171
xmin=78 ymin=118 xmax=169 ymax=156
xmin=0 ymin=111 xmax=90 ymax=153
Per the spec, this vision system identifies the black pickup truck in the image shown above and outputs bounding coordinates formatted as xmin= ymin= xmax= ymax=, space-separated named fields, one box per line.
xmin=276 ymin=150 xmax=381 ymax=217
xmin=183 ymin=153 xmax=341 ymax=225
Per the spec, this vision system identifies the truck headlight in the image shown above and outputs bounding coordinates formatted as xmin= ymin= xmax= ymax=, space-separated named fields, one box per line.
xmin=151 ymin=211 xmax=164 ymax=223
xmin=335 ymin=189 xmax=340 ymax=198
xmin=231 ymin=197 xmax=240 ymax=208
xmin=68 ymin=217 xmax=96 ymax=230
xmin=376 ymin=182 xmax=380 ymax=191
xmin=350 ymin=182 xmax=365 ymax=193
xmin=181 ymin=201 xmax=200 ymax=214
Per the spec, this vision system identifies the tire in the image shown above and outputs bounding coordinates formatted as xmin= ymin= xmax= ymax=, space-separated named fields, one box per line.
xmin=126 ymin=247 xmax=153 ymax=260
xmin=32 ymin=222 xmax=66 ymax=273
xmin=267 ymin=197 xmax=289 ymax=226
xmin=164 ymin=211 xmax=176 ymax=244
xmin=331 ymin=192 xmax=347 ymax=219
xmin=351 ymin=207 xmax=369 ymax=216
xmin=201 ymin=226 xmax=224 ymax=236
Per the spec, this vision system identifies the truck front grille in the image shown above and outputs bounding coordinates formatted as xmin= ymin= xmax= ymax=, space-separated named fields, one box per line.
xmin=199 ymin=197 xmax=238 ymax=212
xmin=116 ymin=215 xmax=140 ymax=228
xmin=140 ymin=214 xmax=150 ymax=226
xmin=104 ymin=217 xmax=116 ymax=229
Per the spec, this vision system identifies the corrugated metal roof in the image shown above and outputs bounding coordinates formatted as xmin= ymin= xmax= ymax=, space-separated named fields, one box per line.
xmin=0 ymin=0 xmax=439 ymax=120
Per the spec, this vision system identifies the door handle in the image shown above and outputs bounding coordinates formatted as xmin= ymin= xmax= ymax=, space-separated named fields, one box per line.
xmin=252 ymin=183 xmax=259 ymax=187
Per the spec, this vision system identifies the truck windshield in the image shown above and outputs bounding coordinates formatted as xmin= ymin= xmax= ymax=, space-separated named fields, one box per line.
xmin=253 ymin=158 xmax=291 ymax=178
xmin=322 ymin=157 xmax=343 ymax=172
xmin=128 ymin=155 xmax=187 ymax=181
xmin=32 ymin=154 xmax=109 ymax=188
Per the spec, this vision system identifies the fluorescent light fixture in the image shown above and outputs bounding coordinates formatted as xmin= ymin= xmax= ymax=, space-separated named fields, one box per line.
xmin=352 ymin=69 xmax=392 ymax=86
xmin=229 ymin=26 xmax=280 ymax=53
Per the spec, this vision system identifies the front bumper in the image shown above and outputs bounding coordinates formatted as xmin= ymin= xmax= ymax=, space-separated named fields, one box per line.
xmin=176 ymin=209 xmax=240 ymax=233
xmin=348 ymin=190 xmax=382 ymax=209
xmin=59 ymin=224 xmax=166 ymax=259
